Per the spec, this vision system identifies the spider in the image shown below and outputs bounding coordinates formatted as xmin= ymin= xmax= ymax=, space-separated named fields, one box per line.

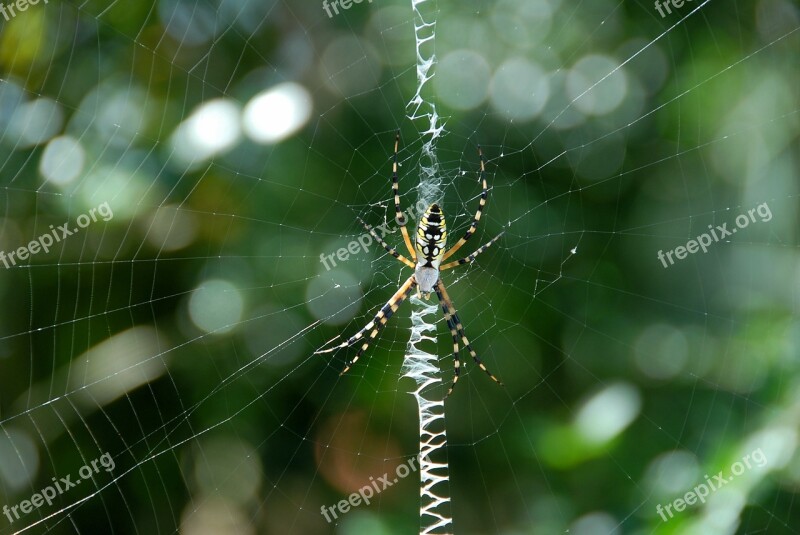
xmin=316 ymin=133 xmax=504 ymax=397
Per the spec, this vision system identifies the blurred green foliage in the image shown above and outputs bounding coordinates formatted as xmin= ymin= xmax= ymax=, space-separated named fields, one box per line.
xmin=0 ymin=0 xmax=798 ymax=534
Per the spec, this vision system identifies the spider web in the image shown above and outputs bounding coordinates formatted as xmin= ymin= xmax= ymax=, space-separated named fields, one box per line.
xmin=0 ymin=0 xmax=799 ymax=534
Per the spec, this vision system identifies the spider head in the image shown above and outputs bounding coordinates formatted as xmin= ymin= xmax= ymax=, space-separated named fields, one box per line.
xmin=415 ymin=203 xmax=447 ymax=269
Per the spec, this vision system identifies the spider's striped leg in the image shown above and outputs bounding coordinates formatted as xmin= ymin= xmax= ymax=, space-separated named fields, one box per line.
xmin=314 ymin=285 xmax=394 ymax=355
xmin=442 ymin=145 xmax=489 ymax=261
xmin=340 ymin=274 xmax=416 ymax=375
xmin=433 ymin=284 xmax=462 ymax=398
xmin=390 ymin=132 xmax=417 ymax=261
xmin=356 ymin=216 xmax=415 ymax=269
xmin=314 ymin=273 xmax=415 ymax=355
xmin=435 ymin=280 xmax=503 ymax=389
xmin=317 ymin=275 xmax=416 ymax=376
xmin=440 ymin=231 xmax=504 ymax=271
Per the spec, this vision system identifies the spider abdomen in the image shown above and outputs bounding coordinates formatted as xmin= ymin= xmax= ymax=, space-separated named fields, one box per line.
xmin=416 ymin=204 xmax=447 ymax=269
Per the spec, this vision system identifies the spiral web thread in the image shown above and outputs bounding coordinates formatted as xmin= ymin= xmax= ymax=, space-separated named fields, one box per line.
xmin=401 ymin=1 xmax=453 ymax=534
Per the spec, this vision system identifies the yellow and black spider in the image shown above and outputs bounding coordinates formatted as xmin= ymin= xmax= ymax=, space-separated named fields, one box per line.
xmin=316 ymin=133 xmax=504 ymax=397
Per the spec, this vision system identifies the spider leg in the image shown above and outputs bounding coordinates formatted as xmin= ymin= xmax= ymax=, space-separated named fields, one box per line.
xmin=442 ymin=145 xmax=489 ymax=261
xmin=357 ymin=216 xmax=415 ymax=269
xmin=391 ymin=132 xmax=417 ymax=261
xmin=435 ymin=280 xmax=503 ymax=389
xmin=440 ymin=231 xmax=504 ymax=271
xmin=316 ymin=275 xmax=417 ymax=376
xmin=434 ymin=285 xmax=462 ymax=397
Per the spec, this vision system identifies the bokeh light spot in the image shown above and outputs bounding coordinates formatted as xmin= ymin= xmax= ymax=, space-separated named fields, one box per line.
xmin=491 ymin=0 xmax=554 ymax=50
xmin=575 ymin=382 xmax=641 ymax=444
xmin=434 ymin=49 xmax=491 ymax=111
xmin=7 ymin=98 xmax=63 ymax=148
xmin=189 ymin=279 xmax=245 ymax=335
xmin=0 ymin=428 xmax=39 ymax=492
xmin=243 ymin=82 xmax=312 ymax=144
xmin=158 ymin=0 xmax=218 ymax=46
xmin=142 ymin=204 xmax=197 ymax=251
xmin=634 ymin=323 xmax=689 ymax=380
xmin=645 ymin=450 xmax=700 ymax=496
xmin=180 ymin=498 xmax=254 ymax=535
xmin=39 ymin=136 xmax=86 ymax=186
xmin=569 ymin=512 xmax=619 ymax=535
xmin=171 ymin=99 xmax=241 ymax=166
xmin=567 ymin=55 xmax=628 ymax=116
xmin=320 ymin=36 xmax=382 ymax=97
xmin=490 ymin=57 xmax=549 ymax=121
